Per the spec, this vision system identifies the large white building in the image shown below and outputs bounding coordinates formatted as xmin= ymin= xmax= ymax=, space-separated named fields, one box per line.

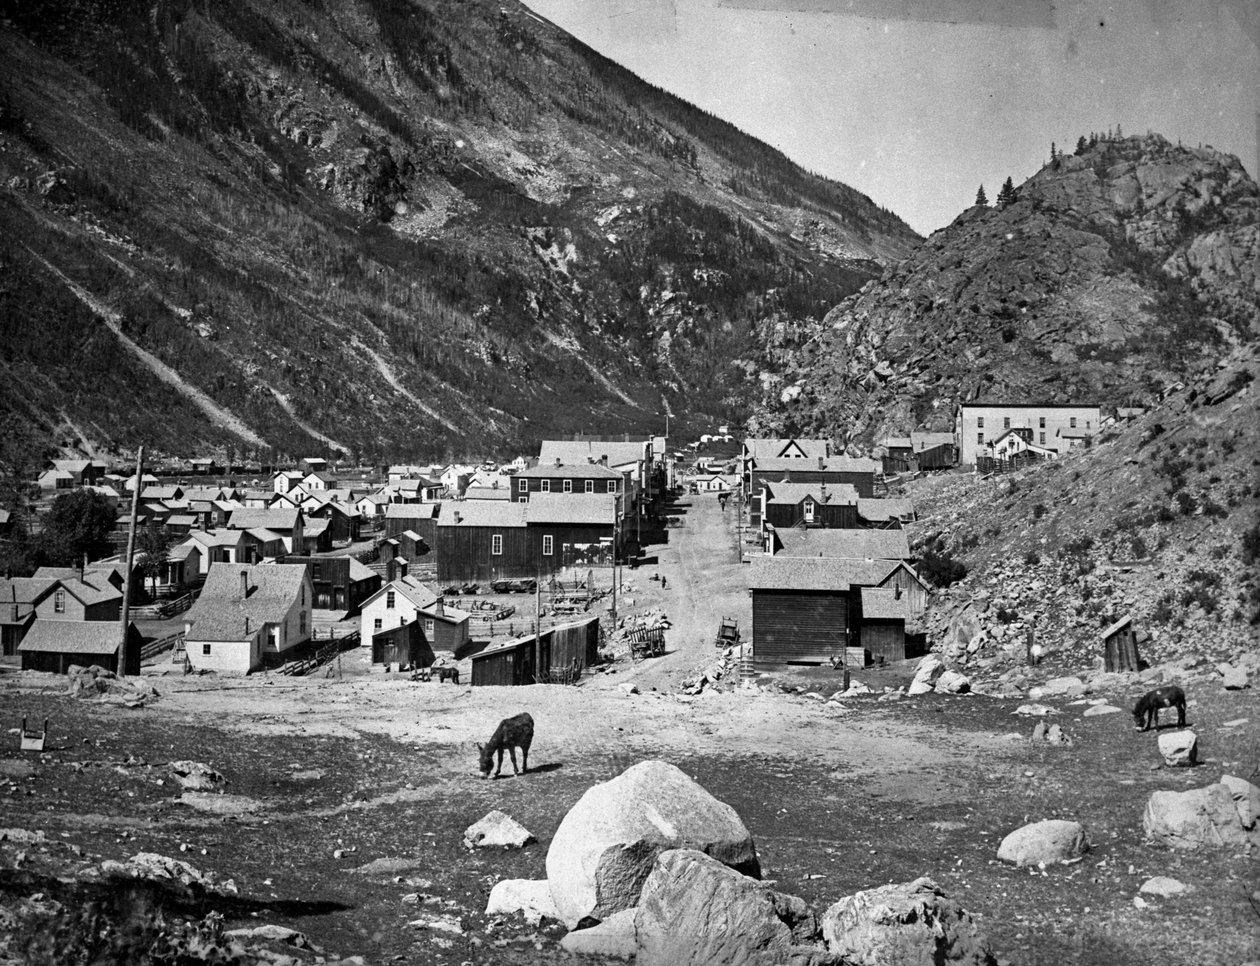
xmin=954 ymin=403 xmax=1101 ymax=465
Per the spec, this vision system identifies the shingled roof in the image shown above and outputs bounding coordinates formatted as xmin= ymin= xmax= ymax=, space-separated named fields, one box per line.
xmin=775 ymin=528 xmax=911 ymax=562
xmin=755 ymin=456 xmax=880 ymax=475
xmin=856 ymin=498 xmax=917 ymax=523
xmin=538 ymin=440 xmax=647 ymax=468
xmin=764 ymin=482 xmax=860 ymax=505
xmin=518 ymin=462 xmax=623 ymax=480
xmin=748 ymin=556 xmax=894 ymax=591
xmin=184 ymin=563 xmax=307 ymax=642
xmin=861 ymin=586 xmax=909 ymax=621
xmin=438 ymin=501 xmax=528 ymax=528
xmin=18 ymin=620 xmax=133 ymax=655
xmin=526 ymin=493 xmax=617 ymax=526
xmin=742 ymin=438 xmax=829 ymax=461
xmin=226 ymin=508 xmax=302 ymax=532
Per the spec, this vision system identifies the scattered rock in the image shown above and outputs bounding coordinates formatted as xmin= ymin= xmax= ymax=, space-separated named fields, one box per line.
xmin=95 ymin=852 xmax=238 ymax=896
xmin=1083 ymin=704 xmax=1122 ymax=717
xmin=1015 ymin=703 xmax=1057 ymax=717
xmin=169 ymin=761 xmax=226 ymax=792
xmin=1139 ymin=876 xmax=1193 ymax=898
xmin=843 ymin=681 xmax=872 ymax=695
xmin=1219 ymin=775 xmax=1260 ymax=829
xmin=563 ymin=908 xmax=638 ymax=959
xmin=1143 ymin=783 xmax=1260 ymax=850
xmin=0 ymin=828 xmax=46 ymax=844
xmin=821 ymin=875 xmax=997 ymax=965
xmin=1045 ymin=724 xmax=1073 ymax=746
xmin=908 ymin=656 xmax=945 ymax=695
xmin=1029 ymin=676 xmax=1085 ymax=700
xmin=464 ymin=810 xmax=535 ymax=849
xmin=407 ymin=911 xmax=464 ymax=935
xmin=177 ymin=792 xmax=262 ymax=816
xmin=1220 ymin=665 xmax=1249 ymax=690
xmin=224 ymin=924 xmax=311 ymax=948
xmin=635 ymin=849 xmax=821 ymax=966
xmin=1157 ymin=730 xmax=1198 ymax=767
xmin=997 ymin=820 xmax=1089 ymax=867
xmin=936 ymin=669 xmax=971 ymax=694
xmin=620 ymin=683 xmax=640 ymax=695
xmin=485 ymin=879 xmax=559 ymax=925
xmin=545 ymin=760 xmax=760 ymax=929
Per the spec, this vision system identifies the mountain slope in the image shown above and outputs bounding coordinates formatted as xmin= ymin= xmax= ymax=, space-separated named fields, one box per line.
xmin=748 ymin=134 xmax=1259 ymax=448
xmin=0 ymin=0 xmax=919 ymax=462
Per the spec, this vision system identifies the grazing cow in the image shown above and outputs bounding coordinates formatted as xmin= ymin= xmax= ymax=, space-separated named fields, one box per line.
xmin=478 ymin=713 xmax=534 ymax=779
xmin=1133 ymin=685 xmax=1187 ymax=731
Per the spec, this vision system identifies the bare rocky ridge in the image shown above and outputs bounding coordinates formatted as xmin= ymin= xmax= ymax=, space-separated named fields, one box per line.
xmin=749 ymin=134 xmax=1259 ymax=449
xmin=0 ymin=0 xmax=916 ymax=459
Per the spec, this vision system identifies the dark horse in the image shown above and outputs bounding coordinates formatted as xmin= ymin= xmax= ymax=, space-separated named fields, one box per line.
xmin=478 ymin=713 xmax=534 ymax=779
xmin=1133 ymin=685 xmax=1186 ymax=731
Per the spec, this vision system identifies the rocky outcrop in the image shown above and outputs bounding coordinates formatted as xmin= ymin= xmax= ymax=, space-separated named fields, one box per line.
xmin=820 ymin=876 xmax=997 ymax=965
xmin=545 ymin=760 xmax=760 ymax=929
xmin=1157 ymin=730 xmax=1198 ymax=767
xmin=1143 ymin=783 xmax=1260 ymax=850
xmin=634 ymin=849 xmax=824 ymax=966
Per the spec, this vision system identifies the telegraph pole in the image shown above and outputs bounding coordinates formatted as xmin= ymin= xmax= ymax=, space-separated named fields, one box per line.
xmin=118 ymin=446 xmax=144 ymax=678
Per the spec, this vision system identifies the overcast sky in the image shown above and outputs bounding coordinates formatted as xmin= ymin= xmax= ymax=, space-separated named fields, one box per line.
xmin=523 ymin=0 xmax=1259 ymax=235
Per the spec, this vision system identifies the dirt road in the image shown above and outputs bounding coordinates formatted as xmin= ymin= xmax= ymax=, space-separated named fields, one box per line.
xmin=613 ymin=492 xmax=749 ymax=690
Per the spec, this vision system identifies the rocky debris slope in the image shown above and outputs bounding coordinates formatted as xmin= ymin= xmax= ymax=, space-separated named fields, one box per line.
xmin=905 ymin=345 xmax=1258 ymax=682
xmin=750 ymin=133 xmax=1259 ymax=449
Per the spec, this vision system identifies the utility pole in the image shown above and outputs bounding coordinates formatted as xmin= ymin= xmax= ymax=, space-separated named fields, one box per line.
xmin=118 ymin=446 xmax=144 ymax=678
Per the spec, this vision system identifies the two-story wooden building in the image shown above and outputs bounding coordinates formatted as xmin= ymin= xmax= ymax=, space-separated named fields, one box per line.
xmin=281 ymin=555 xmax=382 ymax=614
xmin=748 ymin=455 xmax=880 ymax=500
xmin=513 ymin=462 xmax=626 ymax=505
xmin=955 ymin=402 xmax=1101 ymax=465
xmin=183 ymin=563 xmax=313 ymax=673
xmin=757 ymin=481 xmax=860 ymax=531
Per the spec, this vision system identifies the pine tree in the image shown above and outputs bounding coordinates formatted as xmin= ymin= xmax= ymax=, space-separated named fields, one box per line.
xmin=1050 ymin=142 xmax=1057 ymax=160
xmin=1075 ymin=135 xmax=1088 ymax=155
xmin=975 ymin=184 xmax=988 ymax=207
xmin=996 ymin=176 xmax=1017 ymax=208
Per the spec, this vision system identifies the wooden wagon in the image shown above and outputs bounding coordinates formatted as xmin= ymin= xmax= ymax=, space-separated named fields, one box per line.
xmin=715 ymin=616 xmax=740 ymax=649
xmin=628 ymin=625 xmax=666 ymax=659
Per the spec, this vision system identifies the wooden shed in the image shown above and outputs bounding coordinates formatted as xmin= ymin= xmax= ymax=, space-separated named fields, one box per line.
xmin=470 ymin=635 xmax=536 ymax=687
xmin=18 ymin=620 xmax=142 ymax=676
xmin=859 ymin=587 xmax=907 ymax=665
xmin=538 ymin=616 xmax=601 ymax=677
xmin=748 ymin=557 xmax=855 ymax=665
xmin=1102 ymin=614 xmax=1142 ymax=672
xmin=370 ymin=622 xmax=434 ymax=670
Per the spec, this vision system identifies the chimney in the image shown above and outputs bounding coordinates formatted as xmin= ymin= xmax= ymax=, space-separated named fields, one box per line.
xmin=453 ymin=510 xmax=462 ymax=524
xmin=240 ymin=569 xmax=250 ymax=599
xmin=244 ymin=615 xmax=251 ymax=634
xmin=818 ymin=456 xmax=825 ymax=470
xmin=555 ymin=457 xmax=562 ymax=467
xmin=820 ymin=481 xmax=828 ymax=503
xmin=398 ymin=559 xmax=408 ymax=578
xmin=386 ymin=558 xmax=397 ymax=582
xmin=434 ymin=596 xmax=445 ymax=617
xmin=895 ymin=585 xmax=903 ymax=600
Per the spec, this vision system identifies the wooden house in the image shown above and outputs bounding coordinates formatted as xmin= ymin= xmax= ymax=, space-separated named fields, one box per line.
xmin=749 ymin=456 xmax=879 ymax=500
xmin=29 ymin=574 xmax=122 ymax=623
xmin=771 ymin=527 xmax=912 ymax=563
xmin=748 ymin=556 xmax=858 ymax=664
xmin=306 ymin=499 xmax=361 ymax=543
xmin=183 ymin=529 xmax=250 ymax=575
xmin=183 ymin=563 xmax=312 ymax=673
xmin=955 ymin=402 xmax=1100 ymax=465
xmin=470 ymin=616 xmax=600 ymax=686
xmin=910 ymin=432 xmax=957 ymax=469
xmin=470 ymin=635 xmax=537 ymax=686
xmin=538 ymin=439 xmax=652 ymax=501
xmin=45 ymin=459 xmax=107 ymax=487
xmin=435 ymin=501 xmax=530 ymax=582
xmin=225 ymin=507 xmax=305 ymax=553
xmin=301 ymin=517 xmax=333 ymax=554
xmin=856 ymin=499 xmax=917 ymax=529
xmin=524 ymin=494 xmax=619 ymax=571
xmin=19 ymin=620 xmax=142 ymax=675
xmin=359 ymin=577 xmax=470 ymax=656
xmin=188 ymin=458 xmax=219 ymax=475
xmin=0 ymin=577 xmax=45 ymax=655
xmin=513 ymin=462 xmax=625 ymax=502
xmin=280 ymin=555 xmax=382 ymax=614
xmin=758 ymin=481 xmax=859 ymax=531
xmin=739 ymin=438 xmax=829 ymax=492
xmin=880 ymin=436 xmax=914 ymax=474
xmin=1102 ymin=614 xmax=1142 ymax=672
xmin=162 ymin=543 xmax=203 ymax=592
xmin=385 ymin=502 xmax=442 ymax=544
xmin=302 ymin=470 xmax=337 ymax=491
xmin=394 ymin=477 xmax=444 ymax=503
xmin=300 ymin=457 xmax=329 ymax=474
xmin=859 ymin=587 xmax=909 ymax=664
xmin=272 ymin=470 xmax=304 ymax=493
xmin=370 ymin=621 xmax=434 ymax=669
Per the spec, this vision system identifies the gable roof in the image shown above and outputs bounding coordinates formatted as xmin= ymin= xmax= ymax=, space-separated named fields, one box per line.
xmin=519 ymin=462 xmax=623 ymax=480
xmin=764 ymin=482 xmax=860 ymax=506
xmin=184 ymin=563 xmax=308 ymax=641
xmin=463 ymin=485 xmax=512 ymax=501
xmin=883 ymin=436 xmax=913 ymax=450
xmin=526 ymin=493 xmax=618 ymax=526
xmin=29 ymin=570 xmax=123 ymax=606
xmin=742 ymin=438 xmax=829 ymax=461
xmin=856 ymin=498 xmax=916 ymax=523
xmin=348 ymin=558 xmax=379 ymax=583
xmin=754 ymin=456 xmax=880 ymax=475
xmin=748 ymin=555 xmax=893 ymax=591
xmin=775 ymin=528 xmax=912 ymax=562
xmin=0 ymin=576 xmax=59 ymax=607
xmin=18 ymin=620 xmax=134 ymax=655
xmin=186 ymin=529 xmax=246 ymax=549
xmin=861 ymin=586 xmax=909 ymax=621
xmin=538 ymin=440 xmax=647 ymax=468
xmin=226 ymin=508 xmax=302 ymax=532
xmin=364 ymin=576 xmax=441 ymax=611
xmin=385 ymin=502 xmax=443 ymax=519
xmin=439 ymin=501 xmax=528 ymax=528
xmin=910 ymin=431 xmax=955 ymax=450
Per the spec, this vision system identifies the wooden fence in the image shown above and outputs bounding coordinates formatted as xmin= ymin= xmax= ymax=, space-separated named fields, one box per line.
xmin=140 ymin=631 xmax=184 ymax=662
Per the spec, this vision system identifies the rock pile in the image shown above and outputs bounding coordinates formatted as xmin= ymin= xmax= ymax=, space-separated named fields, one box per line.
xmin=66 ymin=665 xmax=159 ymax=707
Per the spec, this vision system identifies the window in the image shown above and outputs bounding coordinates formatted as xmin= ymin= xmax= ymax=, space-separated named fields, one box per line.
xmin=541 ymin=480 xmax=551 ymax=492
xmin=202 ymin=644 xmax=212 ymax=655
xmin=1039 ymin=416 xmax=1046 ymax=429
xmin=517 ymin=496 xmax=528 ymax=503
xmin=492 ymin=534 xmax=503 ymax=555
xmin=299 ymin=611 xmax=306 ymax=634
xmin=373 ymin=618 xmax=382 ymax=631
xmin=607 ymin=481 xmax=616 ymax=493
xmin=585 ymin=480 xmax=594 ymax=493
xmin=977 ymin=433 xmax=984 ymax=445
xmin=517 ymin=478 xmax=527 ymax=491
xmin=1003 ymin=416 xmax=1010 ymax=429
xmin=976 ymin=417 xmax=985 ymax=428
xmin=386 ymin=590 xmax=395 ymax=609
xmin=313 ymin=562 xmax=321 ymax=579
xmin=1070 ymin=417 xmax=1077 ymax=428
xmin=53 ymin=589 xmax=65 ymax=614
xmin=425 ymin=619 xmax=435 ymax=635
xmin=563 ymin=479 xmax=573 ymax=493
xmin=804 ymin=499 xmax=815 ymax=523
xmin=1039 ymin=432 xmax=1046 ymax=445
xmin=301 ymin=585 xmax=306 ymax=605
xmin=542 ymin=535 xmax=554 ymax=556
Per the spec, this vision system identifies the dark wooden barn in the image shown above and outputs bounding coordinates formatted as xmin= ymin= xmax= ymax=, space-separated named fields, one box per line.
xmin=385 ymin=502 xmax=442 ymax=542
xmin=469 ymin=616 xmax=600 ymax=686
xmin=1102 ymin=614 xmax=1142 ymax=672
xmin=370 ymin=621 xmax=434 ymax=669
xmin=470 ymin=635 xmax=537 ymax=687
xmin=18 ymin=620 xmax=142 ymax=676
xmin=749 ymin=456 xmax=879 ymax=499
xmin=748 ymin=557 xmax=857 ymax=664
xmin=859 ymin=587 xmax=908 ymax=665
xmin=760 ymin=482 xmax=860 ymax=530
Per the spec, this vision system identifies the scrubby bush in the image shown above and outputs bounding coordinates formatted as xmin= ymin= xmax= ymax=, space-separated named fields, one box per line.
xmin=1032 ymin=503 xmax=1046 ymax=520
xmin=1242 ymin=521 xmax=1260 ymax=566
xmin=1023 ymin=549 xmax=1041 ymax=566
xmin=919 ymin=547 xmax=968 ymax=588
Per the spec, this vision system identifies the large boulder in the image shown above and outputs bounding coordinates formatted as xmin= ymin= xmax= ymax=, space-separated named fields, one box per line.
xmin=1219 ymin=664 xmax=1249 ymax=690
xmin=464 ymin=810 xmax=534 ymax=849
xmin=936 ymin=670 xmax=971 ymax=694
xmin=168 ymin=761 xmax=226 ymax=792
xmin=908 ymin=657 xmax=945 ymax=695
xmin=1219 ymin=775 xmax=1260 ymax=830
xmin=821 ymin=876 xmax=997 ymax=966
xmin=485 ymin=879 xmax=558 ymax=925
xmin=546 ymin=761 xmax=760 ymax=928
xmin=1143 ymin=783 xmax=1258 ymax=850
xmin=1029 ymin=676 xmax=1085 ymax=700
xmin=562 ymin=908 xmax=638 ymax=960
xmin=1157 ymin=730 xmax=1198 ymax=767
xmin=635 ymin=849 xmax=825 ymax=966
xmin=996 ymin=820 xmax=1089 ymax=867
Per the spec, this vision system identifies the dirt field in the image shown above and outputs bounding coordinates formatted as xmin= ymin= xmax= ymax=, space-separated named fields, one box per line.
xmin=2 ymin=495 xmax=1258 ymax=965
